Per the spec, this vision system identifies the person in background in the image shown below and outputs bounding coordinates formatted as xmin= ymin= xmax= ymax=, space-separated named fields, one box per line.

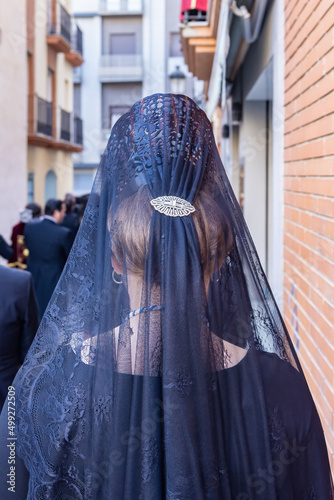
xmin=61 ymin=193 xmax=80 ymax=246
xmin=0 ymin=202 xmax=41 ymax=267
xmin=0 ymin=265 xmax=39 ymax=410
xmin=24 ymin=198 xmax=72 ymax=318
xmin=8 ymin=202 xmax=42 ymax=269
xmin=0 ymin=235 xmax=13 ymax=261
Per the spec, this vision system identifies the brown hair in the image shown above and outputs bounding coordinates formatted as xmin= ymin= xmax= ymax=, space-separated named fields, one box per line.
xmin=110 ymin=185 xmax=234 ymax=280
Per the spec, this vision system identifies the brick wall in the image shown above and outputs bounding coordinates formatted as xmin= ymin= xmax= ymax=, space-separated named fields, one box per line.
xmin=284 ymin=0 xmax=334 ymax=471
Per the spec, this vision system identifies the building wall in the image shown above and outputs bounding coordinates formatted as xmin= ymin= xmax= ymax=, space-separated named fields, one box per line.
xmin=34 ymin=0 xmax=48 ymax=99
xmin=73 ymin=15 xmax=102 ymax=166
xmin=101 ymin=16 xmax=143 ymax=55
xmin=142 ymin=0 xmax=167 ymax=95
xmin=28 ymin=146 xmax=74 ymax=206
xmin=283 ymin=0 xmax=334 ymax=471
xmin=0 ymin=0 xmax=27 ymax=241
xmin=227 ymin=2 xmax=283 ymax=297
xmin=28 ymin=0 xmax=77 ymax=205
xmin=240 ymin=101 xmax=268 ymax=267
xmin=101 ymin=82 xmax=142 ymax=128
xmin=166 ymin=0 xmax=197 ymax=98
xmin=57 ymin=53 xmax=74 ymax=112
xmin=72 ymin=0 xmax=200 ymax=196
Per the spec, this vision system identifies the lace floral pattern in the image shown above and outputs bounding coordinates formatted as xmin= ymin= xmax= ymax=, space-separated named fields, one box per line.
xmin=267 ymin=406 xmax=287 ymax=453
xmin=93 ymin=395 xmax=113 ymax=426
xmin=141 ymin=437 xmax=159 ymax=484
xmin=303 ymin=485 xmax=318 ymax=500
xmin=9 ymin=93 xmax=331 ymax=499
xmin=163 ymin=369 xmax=193 ymax=396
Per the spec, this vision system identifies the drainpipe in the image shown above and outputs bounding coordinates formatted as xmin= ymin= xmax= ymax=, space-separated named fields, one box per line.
xmin=230 ymin=0 xmax=269 ymax=44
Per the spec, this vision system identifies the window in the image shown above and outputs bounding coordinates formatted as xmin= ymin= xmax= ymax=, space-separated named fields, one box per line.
xmin=109 ymin=34 xmax=136 ymax=55
xmin=170 ymin=33 xmax=183 ymax=57
xmin=27 ymin=172 xmax=34 ymax=203
xmin=74 ymin=84 xmax=81 ymax=118
xmin=109 ymin=106 xmax=130 ymax=128
xmin=47 ymin=69 xmax=53 ymax=101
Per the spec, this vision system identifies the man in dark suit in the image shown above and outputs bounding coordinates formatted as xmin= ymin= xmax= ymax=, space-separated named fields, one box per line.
xmin=61 ymin=193 xmax=80 ymax=246
xmin=24 ymin=199 xmax=72 ymax=318
xmin=0 ymin=266 xmax=39 ymax=410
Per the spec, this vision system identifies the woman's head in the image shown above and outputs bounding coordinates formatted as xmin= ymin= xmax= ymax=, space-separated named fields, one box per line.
xmin=107 ymin=94 xmax=233 ymax=284
xmin=110 ymin=183 xmax=233 ymax=282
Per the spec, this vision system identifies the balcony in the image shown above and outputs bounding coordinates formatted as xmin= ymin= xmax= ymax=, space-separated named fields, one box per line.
xmin=180 ymin=0 xmax=208 ymax=23
xmin=28 ymin=95 xmax=83 ymax=152
xmin=182 ymin=10 xmax=207 ymax=22
xmin=28 ymin=94 xmax=54 ymax=146
xmin=59 ymin=110 xmax=83 ymax=145
xmin=60 ymin=109 xmax=71 ymax=141
xmin=36 ymin=96 xmax=53 ymax=137
xmin=58 ymin=108 xmax=83 ymax=149
xmin=47 ymin=1 xmax=71 ymax=53
xmin=181 ymin=0 xmax=220 ymax=82
xmin=74 ymin=117 xmax=83 ymax=145
xmin=99 ymin=0 xmax=142 ymax=15
xmin=65 ymin=24 xmax=84 ymax=67
xmin=99 ymin=54 xmax=143 ymax=82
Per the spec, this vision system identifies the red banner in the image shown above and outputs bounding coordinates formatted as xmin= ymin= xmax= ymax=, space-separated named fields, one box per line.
xmin=181 ymin=0 xmax=208 ymax=14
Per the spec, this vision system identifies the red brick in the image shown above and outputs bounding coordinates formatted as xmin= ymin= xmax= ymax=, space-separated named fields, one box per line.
xmin=285 ymin=0 xmax=304 ymax=27
xmin=285 ymin=12 xmax=334 ymax=78
xmin=284 ymin=175 xmax=334 ymax=196
xmin=285 ymin=92 xmax=334 ymax=133
xmin=285 ymin=73 xmax=334 ymax=120
xmin=285 ymin=115 xmax=334 ymax=148
xmin=285 ymin=46 xmax=334 ymax=97
xmin=285 ymin=28 xmax=334 ymax=100
xmin=284 ymin=158 xmax=334 ymax=177
xmin=285 ymin=2 xmax=334 ymax=476
xmin=284 ymin=250 xmax=334 ymax=307
xmin=285 ymin=0 xmax=333 ymax=59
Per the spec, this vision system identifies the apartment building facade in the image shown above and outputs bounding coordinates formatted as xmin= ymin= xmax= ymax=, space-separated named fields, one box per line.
xmin=27 ymin=0 xmax=84 ymax=206
xmin=72 ymin=0 xmax=202 ymax=196
xmin=181 ymin=0 xmax=334 ymax=471
xmin=0 ymin=0 xmax=28 ymax=242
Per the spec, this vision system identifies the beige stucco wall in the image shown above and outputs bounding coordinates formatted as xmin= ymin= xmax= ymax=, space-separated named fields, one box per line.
xmin=31 ymin=0 xmax=75 ymax=207
xmin=34 ymin=0 xmax=49 ymax=99
xmin=0 ymin=0 xmax=28 ymax=242
xmin=57 ymin=53 xmax=74 ymax=112
xmin=28 ymin=146 xmax=74 ymax=207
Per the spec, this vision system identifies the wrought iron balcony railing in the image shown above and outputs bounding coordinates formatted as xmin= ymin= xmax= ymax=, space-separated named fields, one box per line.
xmin=182 ymin=9 xmax=207 ymax=22
xmin=60 ymin=109 xmax=71 ymax=141
xmin=28 ymin=95 xmax=83 ymax=147
xmin=72 ymin=24 xmax=83 ymax=55
xmin=47 ymin=1 xmax=71 ymax=46
xmin=59 ymin=109 xmax=84 ymax=145
xmin=74 ymin=117 xmax=83 ymax=145
xmin=37 ymin=96 xmax=53 ymax=137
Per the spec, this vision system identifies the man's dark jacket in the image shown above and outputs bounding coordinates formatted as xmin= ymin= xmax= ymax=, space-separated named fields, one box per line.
xmin=0 ymin=266 xmax=39 ymax=410
xmin=24 ymin=218 xmax=72 ymax=317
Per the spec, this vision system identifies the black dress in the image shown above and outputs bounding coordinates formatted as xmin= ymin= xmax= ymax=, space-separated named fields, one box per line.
xmin=0 ymin=94 xmax=332 ymax=499
xmin=0 ymin=348 xmax=330 ymax=499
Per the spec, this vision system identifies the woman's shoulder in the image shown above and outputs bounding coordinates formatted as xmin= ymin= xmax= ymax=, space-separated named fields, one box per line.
xmin=241 ymin=349 xmax=318 ymax=436
xmin=238 ymin=348 xmax=310 ymax=396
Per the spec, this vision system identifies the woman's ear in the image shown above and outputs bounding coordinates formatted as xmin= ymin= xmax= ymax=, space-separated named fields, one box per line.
xmin=111 ymin=256 xmax=123 ymax=275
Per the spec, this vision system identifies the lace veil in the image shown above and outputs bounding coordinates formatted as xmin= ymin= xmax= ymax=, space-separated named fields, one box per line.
xmin=8 ymin=94 xmax=333 ymax=499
